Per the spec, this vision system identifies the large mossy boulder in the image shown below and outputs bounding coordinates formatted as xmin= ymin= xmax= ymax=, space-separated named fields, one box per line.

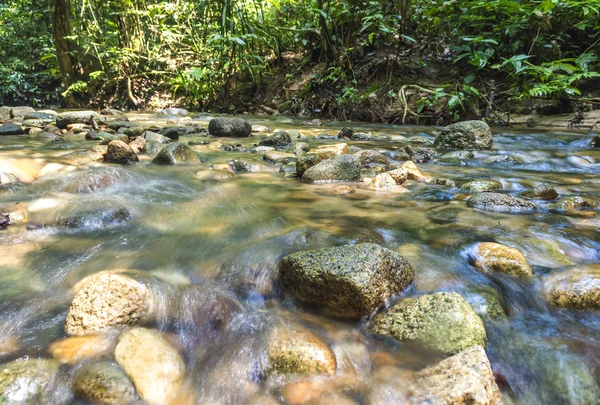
xmin=279 ymin=243 xmax=414 ymax=317
xmin=72 ymin=361 xmax=137 ymax=405
xmin=55 ymin=111 xmax=99 ymax=129
xmin=302 ymin=155 xmax=361 ymax=182
xmin=369 ymin=292 xmax=486 ymax=355
xmin=467 ymin=192 xmax=537 ymax=213
xmin=434 ymin=120 xmax=493 ymax=150
xmin=208 ymin=118 xmax=252 ymax=137
xmin=542 ymin=265 xmax=600 ymax=309
xmin=152 ymin=143 xmax=200 ymax=165
xmin=65 ymin=270 xmax=169 ymax=336
xmin=469 ymin=242 xmax=532 ymax=277
xmin=265 ymin=324 xmax=336 ymax=376
xmin=115 ymin=328 xmax=185 ymax=405
xmin=0 ymin=358 xmax=61 ymax=404
xmin=411 ymin=346 xmax=502 ymax=405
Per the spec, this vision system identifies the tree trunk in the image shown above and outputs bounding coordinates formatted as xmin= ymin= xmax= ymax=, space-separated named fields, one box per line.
xmin=50 ymin=0 xmax=76 ymax=87
xmin=316 ymin=0 xmax=336 ymax=62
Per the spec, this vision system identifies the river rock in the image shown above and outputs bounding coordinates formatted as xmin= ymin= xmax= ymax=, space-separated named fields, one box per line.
xmin=549 ymin=196 xmax=598 ymax=211
xmin=8 ymin=106 xmax=35 ymax=119
xmin=370 ymin=173 xmax=397 ymax=190
xmin=23 ymin=111 xmax=56 ymax=121
xmin=160 ymin=108 xmax=189 ymax=116
xmin=105 ymin=140 xmax=139 ymax=164
xmin=100 ymin=108 xmax=126 ymax=116
xmin=72 ymin=361 xmax=137 ymax=405
xmin=430 ymin=177 xmax=456 ymax=188
xmin=280 ymin=243 xmax=414 ymax=317
xmin=0 ymin=358 xmax=61 ymax=404
xmin=86 ymin=130 xmax=118 ymax=142
xmin=441 ymin=150 xmax=475 ymax=160
xmin=401 ymin=161 xmax=427 ymax=180
xmin=410 ymin=346 xmax=502 ymax=405
xmin=434 ymin=120 xmax=493 ymax=150
xmin=49 ymin=334 xmax=115 ymax=364
xmin=115 ymin=328 xmax=184 ymax=405
xmin=385 ymin=168 xmax=408 ymax=185
xmin=263 ymin=150 xmax=295 ymax=164
xmin=208 ymin=117 xmax=252 ymax=137
xmin=469 ymin=242 xmax=532 ymax=277
xmin=296 ymin=144 xmax=351 ymax=177
xmin=542 ymin=265 xmax=600 ymax=309
xmin=129 ymin=136 xmax=146 ymax=153
xmin=34 ymin=132 xmax=64 ymax=142
xmin=233 ymin=160 xmax=276 ymax=173
xmin=0 ymin=106 xmax=10 ymax=120
xmin=461 ymin=180 xmax=502 ymax=193
xmin=289 ymin=142 xmax=310 ymax=155
xmin=0 ymin=123 xmax=24 ymax=135
xmin=369 ymin=292 xmax=486 ymax=355
xmin=266 ymin=324 xmax=336 ymax=377
xmin=252 ymin=124 xmax=271 ymax=133
xmin=354 ymin=150 xmax=388 ymax=166
xmin=258 ymin=130 xmax=291 ymax=147
xmin=302 ymin=155 xmax=361 ymax=182
xmin=175 ymin=284 xmax=242 ymax=330
xmin=519 ymin=184 xmax=559 ymax=200
xmin=467 ymin=192 xmax=537 ymax=213
xmin=152 ymin=143 xmax=200 ymax=165
xmin=160 ymin=126 xmax=187 ymax=140
xmin=55 ymin=111 xmax=99 ymax=129
xmin=108 ymin=121 xmax=138 ymax=131
xmin=65 ymin=271 xmax=167 ymax=335
xmin=57 ymin=145 xmax=107 ymax=166
xmin=591 ymin=135 xmax=599 ymax=148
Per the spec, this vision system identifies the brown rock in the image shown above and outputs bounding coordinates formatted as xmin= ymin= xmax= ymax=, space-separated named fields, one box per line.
xmin=49 ymin=334 xmax=116 ymax=364
xmin=401 ymin=161 xmax=427 ymax=180
xmin=386 ymin=168 xmax=408 ymax=184
xmin=129 ymin=136 xmax=147 ymax=153
xmin=542 ymin=265 xmax=600 ymax=309
xmin=470 ymin=242 xmax=532 ymax=277
xmin=105 ymin=140 xmax=139 ymax=164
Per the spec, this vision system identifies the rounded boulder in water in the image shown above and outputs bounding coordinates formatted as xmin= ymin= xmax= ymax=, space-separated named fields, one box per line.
xmin=208 ymin=117 xmax=252 ymax=137
xmin=434 ymin=120 xmax=493 ymax=150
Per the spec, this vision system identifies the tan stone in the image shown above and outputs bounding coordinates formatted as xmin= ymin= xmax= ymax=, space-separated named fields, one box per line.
xmin=471 ymin=242 xmax=532 ymax=277
xmin=48 ymin=334 xmax=115 ymax=364
xmin=401 ymin=161 xmax=427 ymax=180
xmin=370 ymin=173 xmax=396 ymax=189
xmin=411 ymin=346 xmax=502 ymax=405
xmin=115 ymin=328 xmax=185 ymax=405
xmin=282 ymin=375 xmax=364 ymax=405
xmin=266 ymin=325 xmax=336 ymax=376
xmin=386 ymin=168 xmax=408 ymax=184
xmin=542 ymin=265 xmax=600 ymax=309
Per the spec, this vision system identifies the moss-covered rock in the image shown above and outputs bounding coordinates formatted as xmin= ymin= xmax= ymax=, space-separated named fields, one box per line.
xmin=0 ymin=358 xmax=60 ymax=404
xmin=369 ymin=292 xmax=486 ymax=355
xmin=152 ymin=143 xmax=201 ymax=165
xmin=72 ymin=361 xmax=137 ymax=405
xmin=411 ymin=346 xmax=502 ymax=405
xmin=160 ymin=126 xmax=187 ymax=140
xmin=208 ymin=118 xmax=252 ymax=137
xmin=460 ymin=180 xmax=502 ymax=193
xmin=467 ymin=192 xmax=537 ymax=213
xmin=519 ymin=184 xmax=559 ymax=200
xmin=263 ymin=150 xmax=295 ymax=164
xmin=279 ymin=243 xmax=414 ymax=317
xmin=542 ymin=265 xmax=600 ymax=309
xmin=354 ymin=149 xmax=389 ymax=166
xmin=469 ymin=242 xmax=532 ymax=277
xmin=296 ymin=144 xmax=351 ymax=177
xmin=302 ymin=155 xmax=361 ymax=182
xmin=265 ymin=324 xmax=336 ymax=376
xmin=430 ymin=177 xmax=456 ymax=188
xmin=258 ymin=130 xmax=291 ymax=147
xmin=434 ymin=120 xmax=493 ymax=150
xmin=548 ymin=196 xmax=598 ymax=212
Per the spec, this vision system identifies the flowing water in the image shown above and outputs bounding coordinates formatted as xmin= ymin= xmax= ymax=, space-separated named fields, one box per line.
xmin=0 ymin=113 xmax=599 ymax=404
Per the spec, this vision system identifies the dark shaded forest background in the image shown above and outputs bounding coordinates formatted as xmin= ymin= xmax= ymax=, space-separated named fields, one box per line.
xmin=1 ymin=0 xmax=599 ymax=123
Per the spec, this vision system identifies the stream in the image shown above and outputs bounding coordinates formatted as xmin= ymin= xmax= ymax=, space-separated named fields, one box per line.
xmin=0 ymin=112 xmax=599 ymax=404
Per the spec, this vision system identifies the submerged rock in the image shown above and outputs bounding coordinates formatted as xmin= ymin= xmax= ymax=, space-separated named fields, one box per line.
xmin=354 ymin=149 xmax=388 ymax=166
xmin=49 ymin=334 xmax=116 ymax=365
xmin=263 ymin=150 xmax=295 ymax=164
xmin=0 ymin=358 xmax=61 ymax=404
xmin=469 ymin=242 xmax=532 ymax=277
xmin=542 ymin=265 xmax=600 ymax=309
xmin=160 ymin=126 xmax=186 ymax=140
xmin=72 ymin=361 xmax=137 ymax=405
xmin=258 ymin=130 xmax=291 ymax=147
xmin=279 ymin=243 xmax=414 ymax=317
xmin=590 ymin=135 xmax=599 ymax=148
xmin=265 ymin=324 xmax=336 ymax=376
xmin=369 ymin=292 xmax=486 ymax=355
xmin=105 ymin=140 xmax=139 ymax=164
xmin=302 ymin=155 xmax=361 ymax=183
xmin=55 ymin=111 xmax=99 ymax=129
xmin=460 ymin=180 xmax=502 ymax=193
xmin=175 ymin=284 xmax=242 ymax=331
xmin=434 ymin=120 xmax=493 ymax=150
xmin=57 ymin=146 xmax=106 ymax=166
xmin=160 ymin=108 xmax=188 ymax=116
xmin=548 ymin=196 xmax=598 ymax=212
xmin=411 ymin=346 xmax=502 ymax=405
xmin=152 ymin=143 xmax=200 ymax=165
xmin=208 ymin=117 xmax=252 ymax=137
xmin=467 ymin=192 xmax=536 ymax=213
xmin=519 ymin=184 xmax=559 ymax=200
xmin=430 ymin=177 xmax=456 ymax=188
xmin=65 ymin=271 xmax=168 ymax=335
xmin=115 ymin=328 xmax=184 ymax=405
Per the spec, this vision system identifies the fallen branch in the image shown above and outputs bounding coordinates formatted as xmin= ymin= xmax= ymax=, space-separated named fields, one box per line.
xmin=398 ymin=84 xmax=437 ymax=124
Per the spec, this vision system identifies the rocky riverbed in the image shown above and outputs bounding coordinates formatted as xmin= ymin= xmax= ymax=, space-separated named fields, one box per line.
xmin=0 ymin=106 xmax=599 ymax=404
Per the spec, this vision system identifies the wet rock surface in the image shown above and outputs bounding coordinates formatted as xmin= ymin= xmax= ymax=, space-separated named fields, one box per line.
xmin=434 ymin=120 xmax=493 ymax=150
xmin=467 ymin=192 xmax=537 ymax=213
xmin=469 ymin=242 xmax=533 ymax=277
xmin=72 ymin=361 xmax=138 ymax=405
xmin=280 ymin=243 xmax=414 ymax=317
xmin=208 ymin=117 xmax=252 ymax=137
xmin=542 ymin=265 xmax=600 ymax=309
xmin=152 ymin=143 xmax=201 ymax=165
xmin=302 ymin=155 xmax=361 ymax=182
